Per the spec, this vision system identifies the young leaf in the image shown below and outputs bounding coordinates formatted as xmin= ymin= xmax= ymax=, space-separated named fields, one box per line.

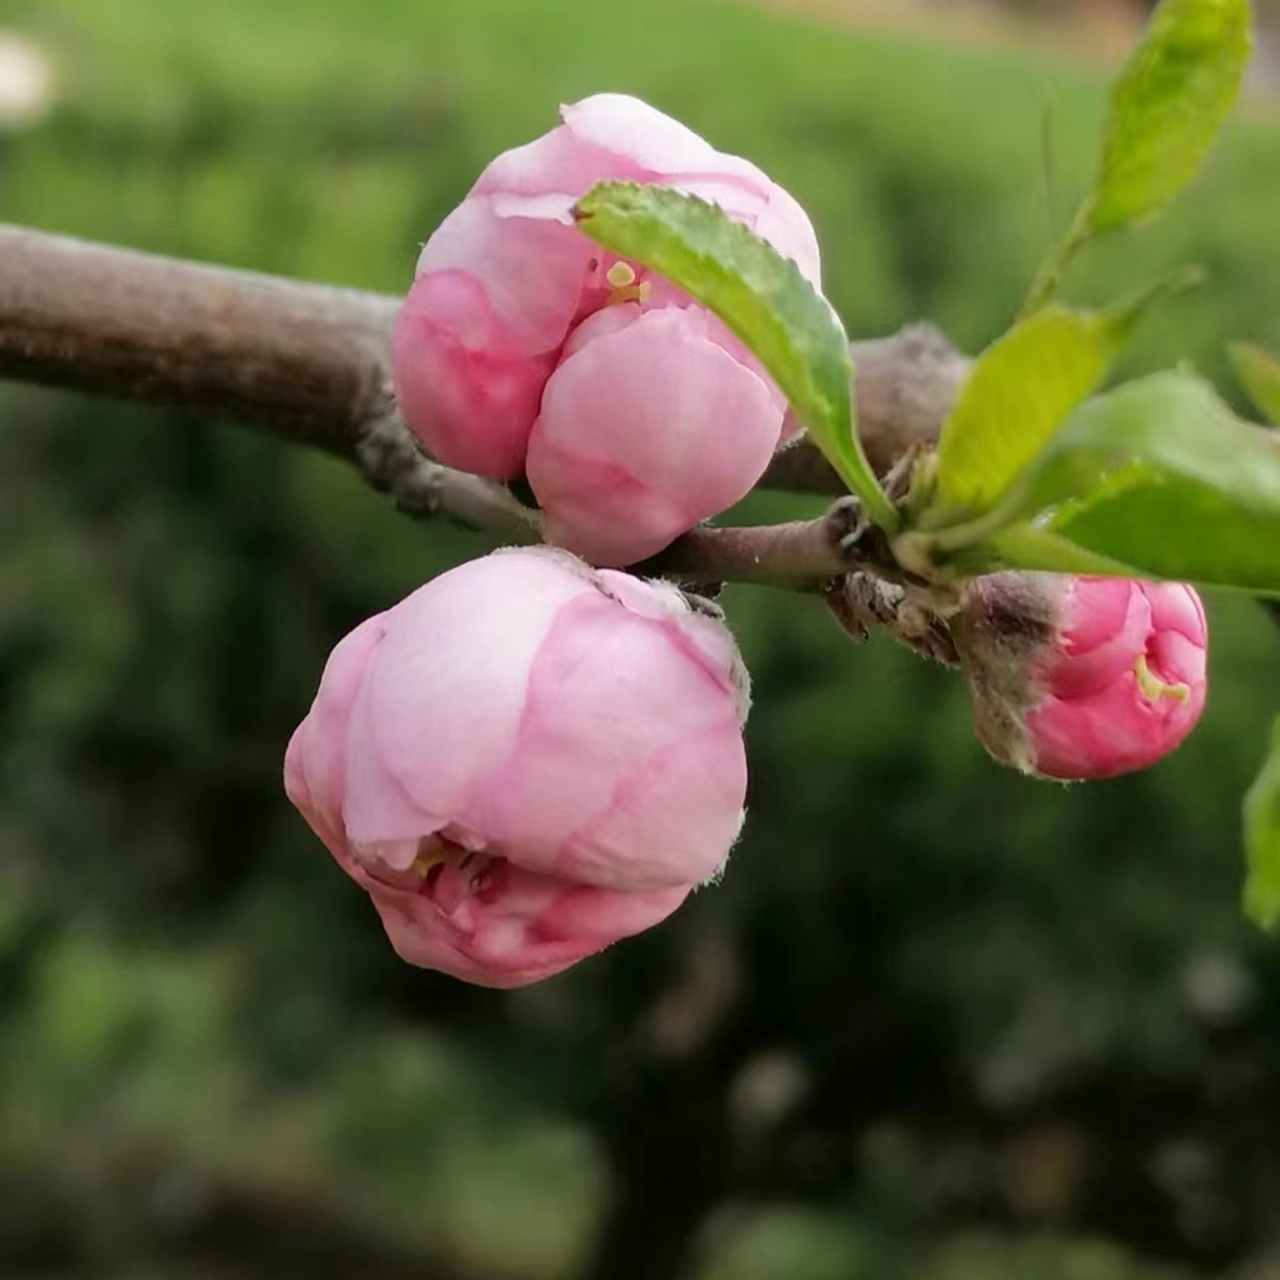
xmin=1050 ymin=472 xmax=1280 ymax=593
xmin=1022 ymin=0 xmax=1250 ymax=314
xmin=945 ymin=522 xmax=1140 ymax=579
xmin=932 ymin=306 xmax=1126 ymax=518
xmin=1245 ymin=717 xmax=1280 ymax=932
xmin=929 ymin=372 xmax=1280 ymax=594
xmin=1090 ymin=0 xmax=1251 ymax=233
xmin=575 ymin=181 xmax=897 ymax=531
xmin=1230 ymin=341 xmax=1280 ymax=426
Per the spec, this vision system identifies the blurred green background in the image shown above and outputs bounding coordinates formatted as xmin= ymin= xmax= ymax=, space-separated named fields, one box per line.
xmin=2 ymin=0 xmax=1280 ymax=1276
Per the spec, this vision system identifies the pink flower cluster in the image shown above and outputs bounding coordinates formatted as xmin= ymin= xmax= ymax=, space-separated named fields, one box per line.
xmin=392 ymin=93 xmax=820 ymax=566
xmin=284 ymin=98 xmax=1213 ymax=990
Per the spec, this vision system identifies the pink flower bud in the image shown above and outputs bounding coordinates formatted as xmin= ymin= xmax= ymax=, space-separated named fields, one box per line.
xmin=526 ymin=304 xmax=785 ymax=565
xmin=392 ymin=93 xmax=820 ymax=486
xmin=954 ymin=573 xmax=1209 ymax=782
xmin=284 ymin=548 xmax=750 ymax=987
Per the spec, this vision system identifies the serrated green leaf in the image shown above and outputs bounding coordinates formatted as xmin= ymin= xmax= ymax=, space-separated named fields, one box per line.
xmin=928 ymin=372 xmax=1280 ymax=594
xmin=1021 ymin=0 xmax=1250 ymax=315
xmin=1245 ymin=717 xmax=1280 ymax=931
xmin=933 ymin=306 xmax=1125 ymax=516
xmin=1230 ymin=342 xmax=1280 ymax=426
xmin=1049 ymin=472 xmax=1280 ymax=593
xmin=1090 ymin=0 xmax=1251 ymax=233
xmin=1043 ymin=375 xmax=1280 ymax=592
xmin=575 ymin=181 xmax=897 ymax=530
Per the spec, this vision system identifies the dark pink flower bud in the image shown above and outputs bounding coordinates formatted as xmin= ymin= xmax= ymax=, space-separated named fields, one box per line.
xmin=284 ymin=548 xmax=750 ymax=987
xmin=954 ymin=573 xmax=1209 ymax=782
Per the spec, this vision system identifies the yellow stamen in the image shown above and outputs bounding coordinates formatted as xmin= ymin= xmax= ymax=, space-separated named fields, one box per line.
xmin=411 ymin=849 xmax=448 ymax=879
xmin=605 ymin=262 xmax=650 ymax=307
xmin=605 ymin=261 xmax=637 ymax=288
xmin=611 ymin=281 xmax=650 ymax=305
xmin=1135 ymin=653 xmax=1191 ymax=704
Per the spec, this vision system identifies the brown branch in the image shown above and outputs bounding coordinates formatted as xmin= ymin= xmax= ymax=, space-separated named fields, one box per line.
xmin=355 ymin=414 xmax=544 ymax=544
xmin=360 ymin=412 xmax=868 ymax=589
xmin=0 ymin=222 xmax=395 ymax=457
xmin=0 ymin=222 xmax=966 ymax=590
xmin=640 ymin=512 xmax=852 ymax=588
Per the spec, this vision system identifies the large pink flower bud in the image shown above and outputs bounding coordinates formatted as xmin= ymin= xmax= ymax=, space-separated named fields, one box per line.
xmin=392 ymin=92 xmax=820 ymax=484
xmin=954 ymin=573 xmax=1208 ymax=782
xmin=284 ymin=548 xmax=750 ymax=988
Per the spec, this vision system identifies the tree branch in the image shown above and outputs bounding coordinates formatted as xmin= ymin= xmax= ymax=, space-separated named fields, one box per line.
xmin=358 ymin=413 xmax=857 ymax=589
xmin=640 ymin=512 xmax=852 ymax=588
xmin=0 ymin=222 xmax=964 ymax=590
xmin=0 ymin=222 xmax=394 ymax=457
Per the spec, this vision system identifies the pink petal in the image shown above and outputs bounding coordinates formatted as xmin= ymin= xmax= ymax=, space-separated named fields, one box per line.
xmin=532 ymin=438 xmax=695 ymax=567
xmin=367 ymin=860 xmax=689 ymax=988
xmin=343 ymin=551 xmax=593 ymax=848
xmin=1039 ymin=578 xmax=1150 ymax=700
xmin=473 ymin=122 xmax=650 ymax=200
xmin=1060 ymin=577 xmax=1141 ymax=654
xmin=594 ymin=570 xmax=751 ymax=717
xmin=527 ymin=306 xmax=784 ymax=565
xmin=1030 ymin=665 xmax=1205 ymax=782
xmin=392 ymin=269 xmax=552 ymax=478
xmin=562 ymin=93 xmax=766 ymax=188
xmin=481 ymin=589 xmax=747 ymax=890
xmin=285 ymin=613 xmax=388 ymax=850
xmin=1144 ymin=582 xmax=1208 ymax=646
xmin=417 ymin=197 xmax=595 ymax=354
xmin=557 ymin=722 xmax=747 ymax=889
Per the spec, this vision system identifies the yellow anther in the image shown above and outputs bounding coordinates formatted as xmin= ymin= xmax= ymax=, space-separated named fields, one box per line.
xmin=411 ymin=849 xmax=448 ymax=879
xmin=1134 ymin=653 xmax=1191 ymax=704
xmin=604 ymin=262 xmax=651 ymax=306
xmin=606 ymin=261 xmax=637 ymax=288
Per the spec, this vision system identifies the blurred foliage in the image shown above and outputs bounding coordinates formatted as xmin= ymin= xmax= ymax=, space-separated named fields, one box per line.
xmin=2 ymin=0 xmax=1280 ymax=1277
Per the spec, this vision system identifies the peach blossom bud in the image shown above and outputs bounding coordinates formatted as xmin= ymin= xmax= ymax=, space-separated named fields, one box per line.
xmin=955 ymin=573 xmax=1209 ymax=782
xmin=392 ymin=93 xmax=819 ymax=485
xmin=285 ymin=548 xmax=751 ymax=987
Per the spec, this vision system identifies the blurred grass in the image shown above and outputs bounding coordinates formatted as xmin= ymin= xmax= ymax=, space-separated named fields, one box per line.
xmin=2 ymin=1 xmax=1280 ymax=1278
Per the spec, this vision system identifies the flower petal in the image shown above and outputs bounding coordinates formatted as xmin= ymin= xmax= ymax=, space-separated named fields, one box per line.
xmin=528 ymin=306 xmax=784 ymax=565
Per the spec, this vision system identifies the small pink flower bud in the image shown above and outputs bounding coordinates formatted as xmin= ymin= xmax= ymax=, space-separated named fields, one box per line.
xmin=284 ymin=548 xmax=750 ymax=988
xmin=954 ymin=573 xmax=1209 ymax=782
xmin=392 ymin=92 xmax=820 ymax=496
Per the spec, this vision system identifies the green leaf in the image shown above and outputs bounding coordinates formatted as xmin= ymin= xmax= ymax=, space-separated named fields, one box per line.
xmin=932 ymin=306 xmax=1126 ymax=517
xmin=1021 ymin=0 xmax=1250 ymax=314
xmin=950 ymin=522 xmax=1142 ymax=579
xmin=1245 ymin=717 xmax=1280 ymax=932
xmin=1090 ymin=0 xmax=1251 ymax=233
xmin=1049 ymin=474 xmax=1280 ymax=593
xmin=941 ymin=372 xmax=1280 ymax=594
xmin=1230 ymin=341 xmax=1280 ymax=426
xmin=575 ymin=181 xmax=897 ymax=530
